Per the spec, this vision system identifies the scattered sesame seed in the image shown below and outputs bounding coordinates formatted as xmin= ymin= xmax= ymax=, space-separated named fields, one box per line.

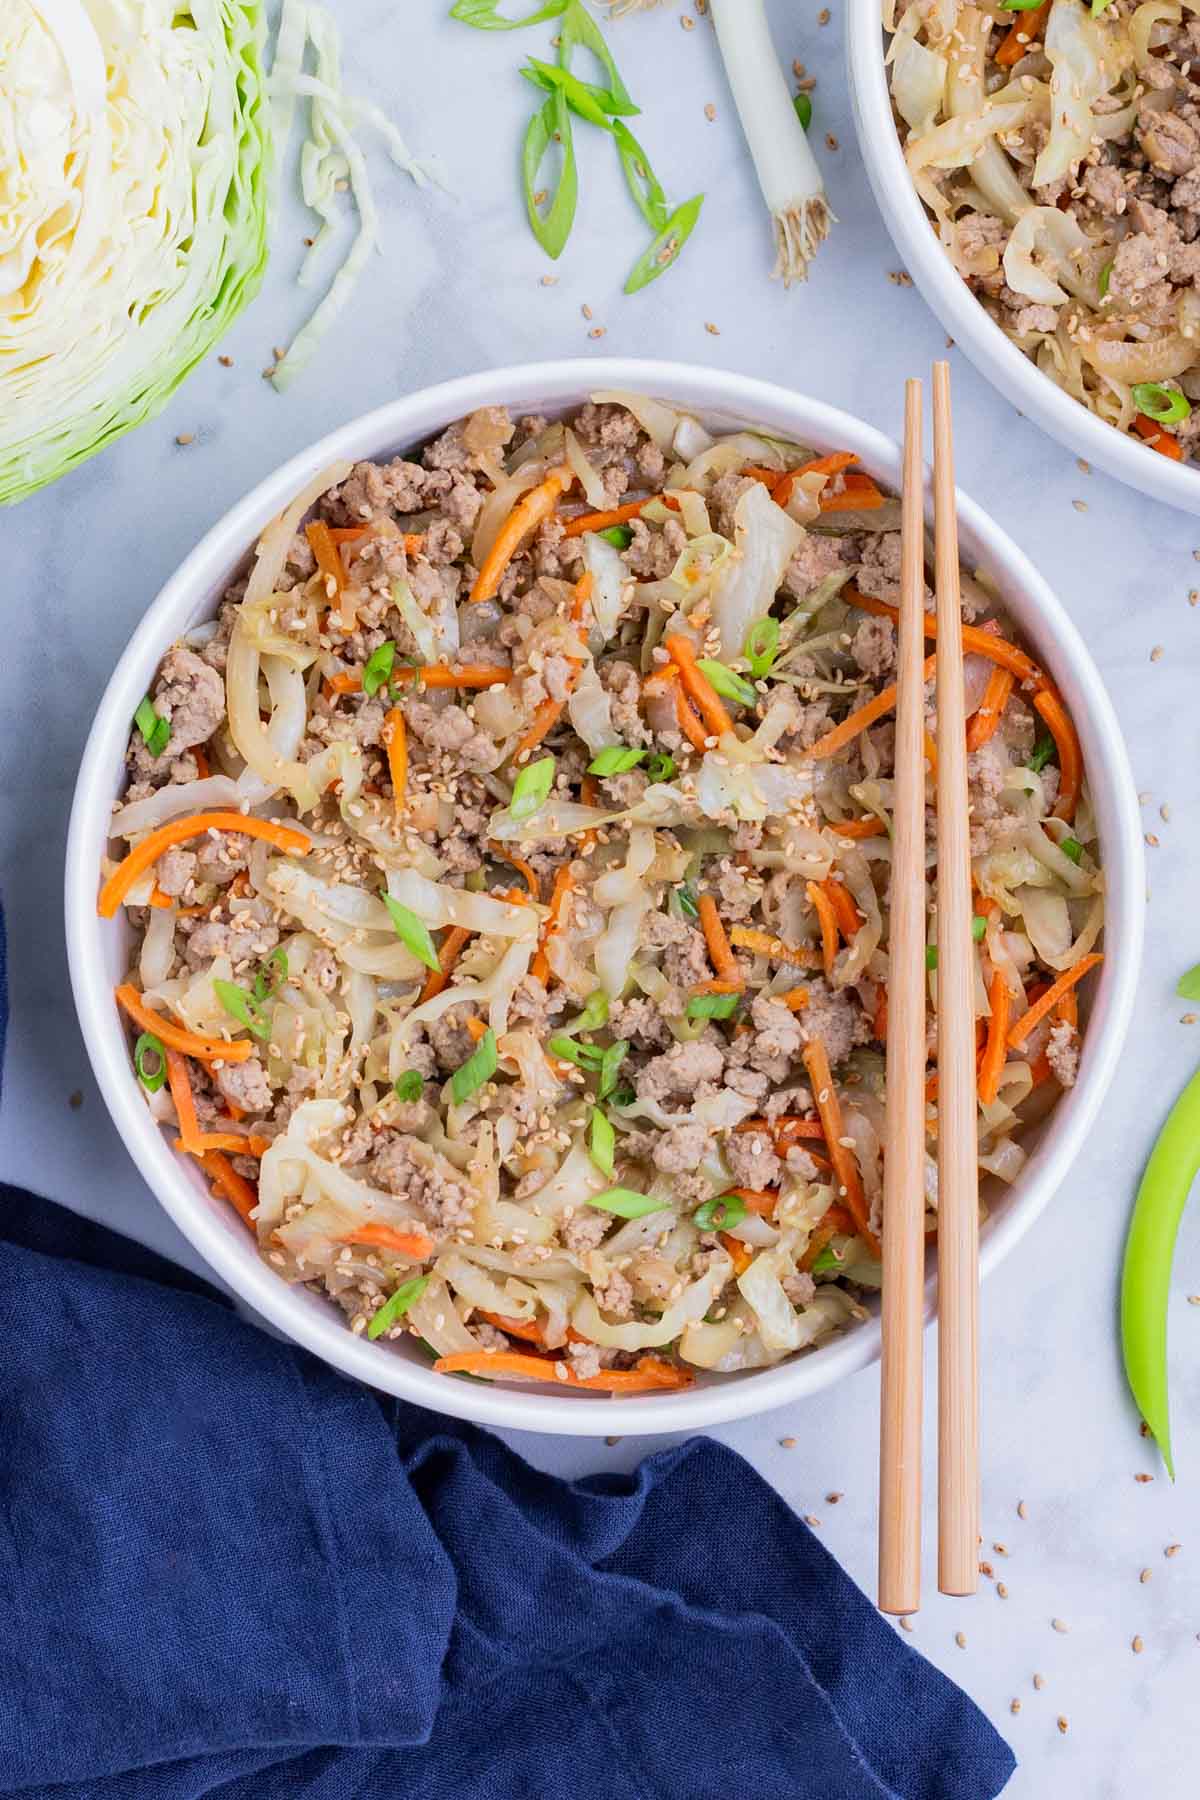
xmin=581 ymin=303 xmax=593 ymax=320
xmin=1077 ymin=458 xmax=1090 ymax=474
xmin=1151 ymin=644 xmax=1164 ymax=662
xmin=817 ymin=7 xmax=830 ymax=21
xmin=898 ymin=1615 xmax=915 ymax=1632
xmin=826 ymin=1491 xmax=843 ymax=1504
xmin=1010 ymin=1699 xmax=1022 ymax=1715
xmin=997 ymin=1582 xmax=1009 ymax=1599
xmin=888 ymin=269 xmax=914 ymax=286
xmin=993 ymin=1542 xmax=1009 ymax=1556
xmin=68 ymin=1090 xmax=83 ymax=1110
xmin=1167 ymin=1543 xmax=1183 ymax=1558
xmin=1072 ymin=499 xmax=1088 ymax=512
xmin=705 ymin=321 xmax=721 ymax=335
xmin=540 ymin=274 xmax=558 ymax=286
xmin=1188 ymin=1293 xmax=1200 ymax=1303
xmin=1146 ymin=832 xmax=1160 ymax=848
xmin=1057 ymin=1716 xmax=1069 ymax=1736
xmin=175 ymin=432 xmax=194 ymax=446
xmin=980 ymin=1561 xmax=994 ymax=1579
xmin=681 ymin=11 xmax=695 ymax=26
xmin=1140 ymin=1567 xmax=1153 ymax=1584
xmin=955 ymin=1631 xmax=967 ymax=1649
xmin=1135 ymin=1472 xmax=1155 ymax=1483
xmin=779 ymin=1435 xmax=797 ymax=1448
xmin=1190 ymin=590 xmax=1199 ymax=606
xmin=704 ymin=102 xmax=717 ymax=120
xmin=804 ymin=1513 xmax=821 ymax=1527
xmin=1018 ymin=1500 xmax=1029 ymax=1519
xmin=1034 ymin=1673 xmax=1046 ymax=1691
xmin=218 ymin=354 xmax=233 ymax=368
xmin=1132 ymin=1634 xmax=1145 ymax=1654
xmin=604 ymin=1435 xmax=621 ymax=1446
xmin=588 ymin=325 xmax=606 ymax=340
xmin=825 ymin=133 xmax=839 ymax=151
xmin=1052 ymin=1618 xmax=1069 ymax=1634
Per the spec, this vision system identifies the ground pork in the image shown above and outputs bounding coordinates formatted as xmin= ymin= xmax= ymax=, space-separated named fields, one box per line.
xmin=782 ymin=1269 xmax=817 ymax=1307
xmin=855 ymin=531 xmax=906 ymax=607
xmin=745 ymin=994 xmax=804 ymax=1081
xmin=151 ymin=647 xmax=224 ymax=752
xmin=851 ymin=616 xmax=896 ymax=680
xmin=606 ymin=997 xmax=672 ymax=1048
xmin=781 ymin=533 xmax=846 ymax=602
xmin=195 ymin=833 xmax=250 ymax=886
xmin=572 ymin=401 xmax=642 ymax=457
xmin=623 ymin=516 xmax=686 ymax=580
xmin=368 ymin=1135 xmax=474 ymax=1231
xmin=723 ymin=1127 xmax=783 ymax=1190
xmin=563 ymin=1207 xmax=610 ymax=1254
xmin=652 ymin=1123 xmax=709 ymax=1174
xmin=662 ymin=924 xmax=710 ymax=991
xmin=601 ymin=660 xmax=651 ymax=746
xmin=714 ymin=864 xmax=763 ymax=921
xmin=801 ymin=979 xmax=869 ymax=1069
xmin=628 ymin=1253 xmax=680 ymax=1306
xmin=1046 ymin=1020 xmax=1079 ymax=1088
xmin=764 ymin=1082 xmax=814 ymax=1121
xmin=1082 ymin=162 xmax=1128 ymax=217
xmin=182 ymin=913 xmax=279 ymax=970
xmin=155 ymin=847 xmax=197 ymax=898
xmin=213 ymin=1056 xmax=272 ymax=1115
xmin=428 ymin=1004 xmax=479 ymax=1073
xmin=406 ymin=700 xmax=500 ymax=772
xmin=636 ymin=1039 xmax=725 ymax=1106
xmin=592 ymin=1267 xmax=634 ymax=1318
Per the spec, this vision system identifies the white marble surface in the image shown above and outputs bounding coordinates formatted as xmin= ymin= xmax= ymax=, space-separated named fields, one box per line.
xmin=3 ymin=3 xmax=1200 ymax=1793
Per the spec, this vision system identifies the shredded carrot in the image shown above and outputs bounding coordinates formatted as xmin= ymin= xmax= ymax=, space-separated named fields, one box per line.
xmin=100 ymin=813 xmax=310 ymax=919
xmin=1134 ymin=412 xmax=1185 ymax=460
xmin=578 ymin=773 xmax=601 ymax=855
xmin=305 ymin=520 xmax=346 ymax=619
xmin=806 ymin=879 xmax=841 ymax=979
xmin=803 ymin=655 xmax=937 ymax=760
xmin=1032 ymin=687 xmax=1082 ymax=821
xmin=560 ymin=496 xmax=650 ymax=539
xmin=174 ymin=1133 xmax=271 ymax=1158
xmin=327 ymin=526 xmax=423 ymax=552
xmin=191 ymin=746 xmax=210 ymax=780
xmin=465 ymin=1016 xmax=489 ymax=1043
xmin=697 ymin=893 xmax=741 ymax=986
xmin=872 ymin=983 xmax=888 ymax=1044
xmin=978 ymin=971 xmax=1011 ymax=1107
xmin=802 ymin=1037 xmax=881 ymax=1257
xmin=749 ymin=1115 xmax=825 ymax=1144
xmin=730 ymin=1187 xmax=779 ymax=1216
xmin=1007 ymin=953 xmax=1102 ymax=1050
xmin=489 ymin=844 xmax=541 ymax=901
xmin=476 ymin=1310 xmax=548 ymax=1345
xmin=339 ymin=1223 xmax=433 ymax=1259
xmin=673 ymin=680 xmax=709 ymax=752
xmin=327 ymin=662 xmax=512 ymax=698
xmin=432 ymin=1349 xmax=692 ymax=1391
xmin=531 ymin=860 xmax=574 ymax=987
xmin=1055 ymin=984 xmax=1079 ymax=1030
xmin=664 ymin=634 xmax=734 ymax=739
xmin=799 ymin=1224 xmax=838 ymax=1273
xmin=471 ymin=465 xmax=573 ymax=602
xmin=165 ymin=1050 xmax=204 ymax=1154
xmin=923 ymin=728 xmax=939 ymax=779
xmin=513 ymin=697 xmax=566 ymax=761
xmin=198 ymin=1149 xmax=259 ymax=1227
xmin=770 ymin=451 xmax=859 ymax=509
xmin=820 ymin=876 xmax=861 ymax=940
xmin=778 ymin=987 xmax=810 ymax=1012
xmin=995 ymin=0 xmax=1048 ymax=66
xmin=965 ymin=665 xmax=1015 ymax=752
xmin=728 ymin=925 xmax=823 ymax=968
xmin=720 ymin=1232 xmax=754 ymax=1277
xmin=116 ymin=985 xmax=253 ymax=1065
xmin=828 ymin=815 xmax=886 ymax=839
xmin=418 ymin=925 xmax=472 ymax=1004
xmin=383 ymin=705 xmax=407 ymax=819
xmin=692 ymin=977 xmax=744 ymax=997
xmin=146 ymin=887 xmax=173 ymax=909
xmin=848 ymin=586 xmax=1045 ymax=689
xmin=818 ymin=470 xmax=886 ymax=513
xmin=570 ymin=568 xmax=594 ymax=623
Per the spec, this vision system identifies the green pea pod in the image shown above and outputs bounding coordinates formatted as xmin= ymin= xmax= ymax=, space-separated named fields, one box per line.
xmin=1120 ymin=1066 xmax=1200 ymax=1480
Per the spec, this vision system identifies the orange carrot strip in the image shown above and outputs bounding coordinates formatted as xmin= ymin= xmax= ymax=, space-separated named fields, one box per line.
xmin=692 ymin=977 xmax=744 ymax=996
xmin=779 ymin=987 xmax=810 ymax=1011
xmin=828 ymin=815 xmax=886 ymax=840
xmin=116 ymin=985 xmax=253 ymax=1065
xmin=465 ymin=1016 xmax=488 ymax=1043
xmin=305 ymin=520 xmax=346 ymax=617
xmin=560 ymin=497 xmax=650 ymax=539
xmin=923 ymin=728 xmax=939 ymax=779
xmin=383 ymin=706 xmax=407 ymax=819
xmin=728 ymin=925 xmax=823 ymax=969
xmin=570 ymin=568 xmax=594 ymax=623
xmin=100 ymin=814 xmax=310 ymax=919
xmin=720 ymin=1233 xmax=754 ymax=1277
xmin=697 ymin=893 xmax=741 ymax=986
xmin=489 ymin=844 xmax=542 ymax=901
xmin=734 ymin=1116 xmax=823 ymax=1142
xmin=174 ymin=1133 xmax=271 ymax=1158
xmin=771 ymin=451 xmax=859 ymax=509
xmin=531 ymin=861 xmax=574 ymax=987
xmin=471 ymin=465 xmax=573 ymax=602
xmin=191 ymin=746 xmax=211 ymax=781
xmin=420 ymin=925 xmax=473 ymax=1004
xmin=1032 ymin=687 xmax=1082 ymax=822
xmin=327 ymin=527 xmax=423 ymax=551
xmin=664 ymin=634 xmax=734 ymax=739
xmin=476 ymin=1310 xmax=549 ymax=1345
xmin=339 ymin=1224 xmax=434 ymax=1259
xmin=326 ymin=662 xmax=512 ymax=698
xmin=730 ymin=1187 xmax=779 ymax=1216
xmin=804 ymin=656 xmax=937 ymax=760
xmin=147 ymin=888 xmax=174 ymax=910
xmin=1007 ymin=954 xmax=1102 ymax=1050
xmin=965 ymin=665 xmax=1015 ymax=752
xmin=978 ymin=971 xmax=1011 ymax=1107
xmin=432 ymin=1349 xmax=692 ymax=1391
xmin=995 ymin=0 xmax=1048 ymax=66
xmin=1134 ymin=413 xmax=1185 ymax=460
xmin=673 ymin=680 xmax=709 ymax=752
xmin=513 ymin=698 xmax=566 ymax=761
xmin=818 ymin=470 xmax=886 ymax=513
xmin=847 ymin=586 xmax=1045 ymax=689
xmin=165 ymin=1050 xmax=205 ymax=1155
xmin=820 ymin=877 xmax=861 ymax=940
xmin=578 ymin=773 xmax=600 ymax=854
xmin=802 ymin=1037 xmax=881 ymax=1257
xmin=198 ymin=1149 xmax=259 ymax=1227
xmin=1055 ymin=985 xmax=1079 ymax=1030
xmin=872 ymin=983 xmax=888 ymax=1044
xmin=806 ymin=879 xmax=841 ymax=979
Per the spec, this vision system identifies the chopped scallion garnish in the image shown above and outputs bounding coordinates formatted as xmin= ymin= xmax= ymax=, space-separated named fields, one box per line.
xmin=367 ymin=1274 xmax=429 ymax=1341
xmin=510 ymin=754 xmax=556 ymax=819
xmin=588 ymin=746 xmax=645 ymax=776
xmin=1177 ymin=962 xmax=1200 ymax=1002
xmin=522 ymin=56 xmax=614 ymax=130
xmin=1132 ymin=383 xmax=1191 ymax=425
xmin=612 ymin=118 xmax=670 ymax=231
xmin=558 ymin=0 xmax=637 ymax=115
xmin=134 ymin=696 xmax=171 ymax=759
xmin=645 ymin=752 xmax=676 ymax=782
xmin=394 ymin=1071 xmax=424 ymax=1103
xmin=450 ymin=0 xmax=567 ymax=25
xmin=693 ymin=1193 xmax=747 ymax=1231
xmin=675 ymin=881 xmax=699 ymax=920
xmin=624 ymin=193 xmax=704 ymax=295
xmin=810 ymin=1243 xmax=844 ymax=1274
xmin=1028 ymin=733 xmax=1056 ymax=774
xmin=1098 ymin=260 xmax=1113 ymax=299
xmin=597 ymin=1039 xmax=629 ymax=1100
xmin=253 ymin=947 xmax=288 ymax=1005
xmin=743 ymin=617 xmax=780 ymax=679
xmin=589 ymin=1106 xmax=616 ymax=1178
xmin=578 ymin=989 xmax=609 ymax=1031
xmin=598 ymin=523 xmax=633 ymax=549
xmin=213 ymin=978 xmax=271 ymax=1041
xmin=522 ymin=88 xmax=578 ymax=261
xmin=586 ymin=1186 xmax=668 ymax=1219
xmin=450 ymin=1028 xmax=498 ymax=1104
xmin=971 ymin=915 xmax=987 ymax=942
xmin=698 ymin=657 xmax=758 ymax=708
xmin=383 ymin=896 xmax=441 ymax=972
xmin=134 ymin=1032 xmax=167 ymax=1093
xmin=362 ymin=640 xmax=396 ymax=698
xmin=925 ymin=947 xmax=938 ymax=972
xmin=686 ymin=991 xmax=741 ymax=1020
xmin=609 ymin=1080 xmax=636 ymax=1108
xmin=1060 ymin=837 xmax=1084 ymax=865
xmin=792 ymin=92 xmax=812 ymax=131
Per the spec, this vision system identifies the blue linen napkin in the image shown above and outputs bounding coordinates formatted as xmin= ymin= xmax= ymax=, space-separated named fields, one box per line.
xmin=0 ymin=910 xmax=1014 ymax=1799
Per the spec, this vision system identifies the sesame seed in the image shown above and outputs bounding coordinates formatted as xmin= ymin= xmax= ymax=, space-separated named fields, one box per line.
xmin=804 ymin=1513 xmax=821 ymax=1527
xmin=218 ymin=354 xmax=233 ymax=367
xmin=1166 ymin=1543 xmax=1183 ymax=1557
xmin=1135 ymin=1472 xmax=1155 ymax=1483
xmin=605 ymin=1435 xmax=621 ymax=1446
xmin=825 ymin=133 xmax=839 ymax=152
xmin=1077 ymin=458 xmax=1090 ymax=474
xmin=1018 ymin=1500 xmax=1029 ymax=1519
xmin=955 ymin=1631 xmax=967 ymax=1649
xmin=1034 ymin=1673 xmax=1046 ymax=1690
xmin=825 ymin=1491 xmax=843 ymax=1504
xmin=899 ymin=1616 xmax=914 ymax=1632
xmin=581 ymin=303 xmax=593 ymax=320
xmin=540 ymin=274 xmax=558 ymax=286
xmin=1010 ymin=1699 xmax=1022 ymax=1715
xmin=1072 ymin=499 xmax=1088 ymax=512
xmin=779 ymin=1435 xmax=797 ymax=1448
xmin=175 ymin=432 xmax=194 ymax=446
xmin=681 ymin=11 xmax=694 ymax=26
xmin=1057 ymin=1716 xmax=1069 ymax=1736
xmin=1146 ymin=832 xmax=1160 ymax=847
xmin=993 ymin=1542 xmax=1009 ymax=1556
xmin=1188 ymin=1293 xmax=1200 ymax=1303
xmin=705 ymin=321 xmax=721 ymax=335
xmin=998 ymin=1582 xmax=1009 ymax=1599
xmin=1132 ymin=1635 xmax=1145 ymax=1653
xmin=1140 ymin=1567 xmax=1152 ymax=1584
xmin=1052 ymin=1618 xmax=1069 ymax=1634
xmin=1151 ymin=645 xmax=1164 ymax=662
xmin=817 ymin=7 xmax=830 ymax=21
xmin=704 ymin=102 xmax=717 ymax=120
xmin=588 ymin=326 xmax=606 ymax=340
xmin=1189 ymin=590 xmax=1199 ymax=606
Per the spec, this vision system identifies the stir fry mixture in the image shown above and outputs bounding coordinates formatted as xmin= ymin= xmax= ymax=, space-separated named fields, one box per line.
xmin=887 ymin=0 xmax=1200 ymax=463
xmin=103 ymin=393 xmax=1103 ymax=1393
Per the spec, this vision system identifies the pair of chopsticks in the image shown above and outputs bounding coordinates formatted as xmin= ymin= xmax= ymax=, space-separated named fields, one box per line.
xmin=878 ymin=364 xmax=979 ymax=1616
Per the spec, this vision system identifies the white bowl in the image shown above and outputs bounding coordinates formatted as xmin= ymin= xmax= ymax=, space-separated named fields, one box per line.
xmin=846 ymin=1 xmax=1200 ymax=515
xmin=66 ymin=358 xmax=1144 ymax=1436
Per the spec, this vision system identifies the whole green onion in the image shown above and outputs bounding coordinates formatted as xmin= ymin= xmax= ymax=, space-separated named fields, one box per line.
xmin=383 ymin=896 xmax=441 ymax=972
xmin=134 ymin=697 xmax=171 ymax=759
xmin=394 ymin=1071 xmax=424 ymax=1103
xmin=743 ymin=617 xmax=780 ymax=679
xmin=686 ymin=991 xmax=741 ymax=1020
xmin=450 ymin=1028 xmax=498 ymax=1104
xmin=134 ymin=1032 xmax=167 ymax=1093
xmin=588 ymin=746 xmax=645 ymax=776
xmin=697 ymin=658 xmax=758 ymax=708
xmin=693 ymin=1193 xmax=747 ymax=1231
xmin=213 ymin=978 xmax=271 ymax=1041
xmin=589 ymin=1106 xmax=616 ymax=1178
xmin=367 ymin=1274 xmax=430 ymax=1342
xmin=1132 ymin=383 xmax=1191 ymax=425
xmin=362 ymin=639 xmax=396 ymax=698
xmin=510 ymin=754 xmax=556 ymax=819
xmin=586 ymin=1186 xmax=668 ymax=1219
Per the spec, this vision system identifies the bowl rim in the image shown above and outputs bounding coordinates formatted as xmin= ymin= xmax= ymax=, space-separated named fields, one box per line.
xmin=844 ymin=0 xmax=1200 ymax=516
xmin=65 ymin=356 xmax=1144 ymax=1436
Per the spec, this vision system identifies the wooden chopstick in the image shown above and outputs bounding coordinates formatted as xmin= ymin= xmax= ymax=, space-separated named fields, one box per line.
xmin=878 ymin=379 xmax=928 ymax=1617
xmin=931 ymin=361 xmax=980 ymax=1597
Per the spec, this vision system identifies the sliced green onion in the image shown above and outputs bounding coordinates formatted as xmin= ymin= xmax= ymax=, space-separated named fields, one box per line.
xmin=510 ymin=754 xmax=556 ymax=819
xmin=925 ymin=947 xmax=938 ymax=972
xmin=522 ymin=58 xmax=614 ymax=131
xmin=597 ymin=1038 xmax=629 ymax=1101
xmin=792 ymin=92 xmax=812 ymax=130
xmin=134 ymin=1032 xmax=167 ymax=1093
xmin=1132 ymin=383 xmax=1191 ymax=425
xmin=588 ymin=746 xmax=645 ymax=776
xmin=1060 ymin=836 xmax=1083 ymax=865
xmin=450 ymin=0 xmax=568 ymax=26
xmin=1091 ymin=0 xmax=1114 ymax=15
xmin=1028 ymin=732 xmax=1057 ymax=773
xmin=645 ymin=752 xmax=676 ymax=781
xmin=589 ymin=1106 xmax=616 ymax=1178
xmin=394 ymin=1071 xmax=424 ymax=1103
xmin=134 ymin=696 xmax=171 ymax=758
xmin=971 ymin=915 xmax=987 ymax=942
xmin=1177 ymin=962 xmax=1200 ymax=1002
xmin=586 ymin=1186 xmax=668 ymax=1219
xmin=578 ymin=989 xmax=609 ymax=1031
xmin=383 ymin=896 xmax=441 ymax=972
xmin=253 ymin=947 xmax=288 ymax=1005
xmin=609 ymin=1080 xmax=636 ymax=1108
xmin=693 ymin=1193 xmax=747 ymax=1231
xmin=675 ymin=882 xmax=700 ymax=920
xmin=362 ymin=640 xmax=396 ymax=698
xmin=697 ymin=657 xmax=758 ymax=708
xmin=1098 ymin=260 xmax=1113 ymax=299
xmin=999 ymin=0 xmax=1045 ymax=9
xmin=450 ymin=1027 xmax=498 ymax=1104
xmin=367 ymin=1275 xmax=430 ymax=1341
xmin=599 ymin=523 xmax=633 ymax=549
xmin=810 ymin=1243 xmax=844 ymax=1274
xmin=611 ymin=118 xmax=669 ymax=231
xmin=522 ymin=88 xmax=578 ymax=260
xmin=558 ymin=0 xmax=638 ymax=114
xmin=625 ymin=193 xmax=704 ymax=296
xmin=548 ymin=1034 xmax=589 ymax=1066
xmin=686 ymin=991 xmax=741 ymax=1020
xmin=213 ymin=978 xmax=271 ymax=1041
xmin=743 ymin=617 xmax=780 ymax=679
